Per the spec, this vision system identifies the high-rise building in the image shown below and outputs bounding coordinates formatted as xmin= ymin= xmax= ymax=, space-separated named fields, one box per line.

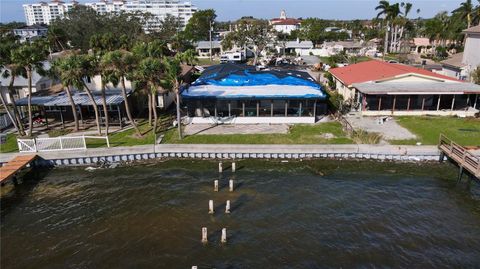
xmin=23 ymin=0 xmax=197 ymax=29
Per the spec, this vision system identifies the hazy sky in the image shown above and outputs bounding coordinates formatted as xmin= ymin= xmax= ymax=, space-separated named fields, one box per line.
xmin=0 ymin=0 xmax=467 ymax=23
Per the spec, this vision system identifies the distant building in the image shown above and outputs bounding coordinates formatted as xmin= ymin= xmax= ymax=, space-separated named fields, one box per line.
xmin=23 ymin=0 xmax=197 ymax=29
xmin=440 ymin=25 xmax=480 ymax=82
xmin=195 ymin=41 xmax=222 ymax=58
xmin=12 ymin=24 xmax=48 ymax=43
xmin=269 ymin=10 xmax=301 ymax=35
xmin=0 ymin=62 xmax=54 ymax=105
xmin=330 ymin=60 xmax=480 ymax=117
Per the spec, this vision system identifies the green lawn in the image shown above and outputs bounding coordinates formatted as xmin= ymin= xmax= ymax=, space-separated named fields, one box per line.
xmin=87 ymin=121 xmax=163 ymax=148
xmin=0 ymin=133 xmax=18 ymax=153
xmin=392 ymin=116 xmax=480 ymax=146
xmin=163 ymin=122 xmax=353 ymax=144
xmin=196 ymin=58 xmax=220 ymax=66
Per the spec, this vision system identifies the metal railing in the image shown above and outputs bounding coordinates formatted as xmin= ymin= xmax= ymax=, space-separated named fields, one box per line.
xmin=17 ymin=135 xmax=110 ymax=153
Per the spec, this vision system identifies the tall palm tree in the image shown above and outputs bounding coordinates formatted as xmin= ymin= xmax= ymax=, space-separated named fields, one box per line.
xmin=101 ymin=50 xmax=141 ymax=136
xmin=453 ymin=0 xmax=475 ymax=29
xmin=51 ymin=56 xmax=81 ymax=132
xmin=162 ymin=57 xmax=184 ymax=140
xmin=11 ymin=41 xmax=48 ymax=137
xmin=134 ymin=58 xmax=163 ymax=133
xmin=0 ymin=43 xmax=27 ymax=136
xmin=78 ymin=54 xmax=102 ymax=135
xmin=376 ymin=0 xmax=391 ymax=56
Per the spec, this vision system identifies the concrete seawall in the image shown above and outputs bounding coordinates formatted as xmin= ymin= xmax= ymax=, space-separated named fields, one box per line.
xmin=0 ymin=144 xmax=446 ymax=167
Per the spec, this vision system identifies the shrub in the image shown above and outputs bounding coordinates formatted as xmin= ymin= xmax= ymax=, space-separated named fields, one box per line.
xmin=351 ymin=130 xmax=382 ymax=144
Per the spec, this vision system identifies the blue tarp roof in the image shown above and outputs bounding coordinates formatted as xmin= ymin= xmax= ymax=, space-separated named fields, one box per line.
xmin=183 ymin=64 xmax=326 ymax=100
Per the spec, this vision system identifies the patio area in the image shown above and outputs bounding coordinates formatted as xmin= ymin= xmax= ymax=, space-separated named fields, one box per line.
xmin=345 ymin=113 xmax=417 ymax=140
xmin=184 ymin=124 xmax=290 ymax=136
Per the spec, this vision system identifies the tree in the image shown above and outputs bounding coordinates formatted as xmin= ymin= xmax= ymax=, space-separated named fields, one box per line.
xmin=0 ymin=42 xmax=26 ymax=135
xmin=472 ymin=66 xmax=480 ymax=84
xmin=222 ymin=19 xmax=272 ymax=65
xmin=376 ymin=0 xmax=391 ymax=56
xmin=162 ymin=57 xmax=184 ymax=139
xmin=183 ymin=9 xmax=216 ymax=42
xmin=453 ymin=0 xmax=475 ymax=29
xmin=50 ymin=54 xmax=82 ymax=132
xmin=11 ymin=41 xmax=48 ymax=137
xmin=101 ymin=50 xmax=141 ymax=136
xmin=154 ymin=14 xmax=182 ymax=41
xmin=49 ymin=6 xmax=146 ymax=51
xmin=78 ymin=54 xmax=103 ymax=135
xmin=132 ymin=40 xmax=168 ymax=128
xmin=298 ymin=18 xmax=329 ymax=46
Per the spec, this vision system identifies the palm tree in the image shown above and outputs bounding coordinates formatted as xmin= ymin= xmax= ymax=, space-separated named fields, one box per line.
xmin=78 ymin=54 xmax=102 ymax=135
xmin=101 ymin=50 xmax=141 ymax=136
xmin=453 ymin=0 xmax=475 ymax=29
xmin=376 ymin=0 xmax=391 ymax=56
xmin=1 ymin=42 xmax=27 ymax=135
xmin=177 ymin=49 xmax=198 ymax=66
xmin=162 ymin=57 xmax=184 ymax=140
xmin=134 ymin=58 xmax=163 ymax=133
xmin=51 ymin=55 xmax=81 ymax=132
xmin=11 ymin=41 xmax=48 ymax=137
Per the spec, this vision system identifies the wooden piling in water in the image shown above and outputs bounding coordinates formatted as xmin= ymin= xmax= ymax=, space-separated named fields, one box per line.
xmin=202 ymin=227 xmax=208 ymax=243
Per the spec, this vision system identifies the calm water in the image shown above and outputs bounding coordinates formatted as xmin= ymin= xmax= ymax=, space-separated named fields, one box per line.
xmin=1 ymin=160 xmax=480 ymax=268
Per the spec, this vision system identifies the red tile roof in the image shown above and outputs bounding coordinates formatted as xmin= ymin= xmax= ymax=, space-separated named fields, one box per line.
xmin=329 ymin=60 xmax=459 ymax=86
xmin=270 ymin=18 xmax=301 ymax=25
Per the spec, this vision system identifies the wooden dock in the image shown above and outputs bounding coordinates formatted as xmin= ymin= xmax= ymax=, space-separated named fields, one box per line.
xmin=438 ymin=134 xmax=480 ymax=179
xmin=0 ymin=155 xmax=38 ymax=184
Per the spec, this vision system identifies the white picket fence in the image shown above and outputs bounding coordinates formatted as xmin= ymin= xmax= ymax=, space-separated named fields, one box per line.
xmin=17 ymin=135 xmax=110 ymax=153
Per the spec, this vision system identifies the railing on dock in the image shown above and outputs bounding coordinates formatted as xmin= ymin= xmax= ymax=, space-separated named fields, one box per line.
xmin=438 ymin=134 xmax=480 ymax=178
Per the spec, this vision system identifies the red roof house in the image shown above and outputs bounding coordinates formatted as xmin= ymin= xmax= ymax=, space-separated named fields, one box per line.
xmin=328 ymin=60 xmax=480 ymax=117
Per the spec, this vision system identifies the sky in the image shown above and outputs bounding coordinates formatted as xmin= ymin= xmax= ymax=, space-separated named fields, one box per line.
xmin=0 ymin=0 xmax=467 ymax=23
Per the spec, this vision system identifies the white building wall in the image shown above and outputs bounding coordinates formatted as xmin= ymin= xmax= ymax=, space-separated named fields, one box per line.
xmin=23 ymin=0 xmax=197 ymax=29
xmin=463 ymin=33 xmax=480 ymax=79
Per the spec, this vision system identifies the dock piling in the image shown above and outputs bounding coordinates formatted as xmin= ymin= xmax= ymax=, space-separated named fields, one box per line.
xmin=209 ymin=200 xmax=214 ymax=214
xmin=201 ymin=227 xmax=208 ymax=243
xmin=221 ymin=228 xmax=227 ymax=243
xmin=225 ymin=200 xmax=231 ymax=214
xmin=232 ymin=162 xmax=236 ymax=172
xmin=218 ymin=162 xmax=223 ymax=173
xmin=229 ymin=179 xmax=234 ymax=192
xmin=214 ymin=180 xmax=219 ymax=192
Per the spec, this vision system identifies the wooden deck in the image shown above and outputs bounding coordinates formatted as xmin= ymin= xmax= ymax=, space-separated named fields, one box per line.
xmin=0 ymin=155 xmax=38 ymax=183
xmin=439 ymin=135 xmax=480 ymax=179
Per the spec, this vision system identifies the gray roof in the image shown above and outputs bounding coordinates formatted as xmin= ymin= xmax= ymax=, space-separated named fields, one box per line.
xmin=463 ymin=25 xmax=480 ymax=34
xmin=15 ymin=90 xmax=126 ymax=106
xmin=196 ymin=41 xmax=222 ymax=49
xmin=0 ymin=61 xmax=51 ymax=87
xmin=352 ymin=81 xmax=480 ymax=94
xmin=441 ymin=52 xmax=466 ymax=69
xmin=284 ymin=41 xmax=313 ymax=49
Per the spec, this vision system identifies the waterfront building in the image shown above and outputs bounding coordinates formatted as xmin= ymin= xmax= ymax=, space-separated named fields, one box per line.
xmin=23 ymin=0 xmax=197 ymax=29
xmin=269 ymin=10 xmax=301 ymax=35
xmin=181 ymin=64 xmax=327 ymax=124
xmin=12 ymin=24 xmax=48 ymax=43
xmin=330 ymin=60 xmax=480 ymax=117
xmin=440 ymin=25 xmax=480 ymax=82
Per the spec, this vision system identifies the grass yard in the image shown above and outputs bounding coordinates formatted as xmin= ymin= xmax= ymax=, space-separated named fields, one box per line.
xmin=196 ymin=58 xmax=220 ymax=66
xmin=0 ymin=133 xmax=18 ymax=153
xmin=87 ymin=121 xmax=165 ymax=148
xmin=163 ymin=122 xmax=353 ymax=144
xmin=392 ymin=116 xmax=480 ymax=146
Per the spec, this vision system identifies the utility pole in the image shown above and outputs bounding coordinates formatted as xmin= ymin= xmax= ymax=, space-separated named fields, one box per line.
xmin=209 ymin=20 xmax=214 ymax=62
